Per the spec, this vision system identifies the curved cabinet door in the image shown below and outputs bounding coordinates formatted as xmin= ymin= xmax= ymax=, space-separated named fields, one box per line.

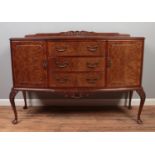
xmin=107 ymin=40 xmax=144 ymax=88
xmin=11 ymin=41 xmax=48 ymax=88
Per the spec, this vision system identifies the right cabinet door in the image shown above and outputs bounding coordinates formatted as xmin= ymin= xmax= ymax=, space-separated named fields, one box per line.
xmin=107 ymin=40 xmax=144 ymax=88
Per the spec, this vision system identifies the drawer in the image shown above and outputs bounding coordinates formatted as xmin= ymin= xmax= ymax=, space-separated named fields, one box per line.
xmin=49 ymin=72 xmax=76 ymax=87
xmin=77 ymin=72 xmax=105 ymax=87
xmin=49 ymin=57 xmax=105 ymax=72
xmin=48 ymin=42 xmax=77 ymax=57
xmin=48 ymin=41 xmax=106 ymax=57
xmin=79 ymin=41 xmax=106 ymax=56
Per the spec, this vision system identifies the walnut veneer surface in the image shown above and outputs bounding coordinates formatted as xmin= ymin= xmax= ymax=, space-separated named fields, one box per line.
xmin=9 ymin=31 xmax=146 ymax=124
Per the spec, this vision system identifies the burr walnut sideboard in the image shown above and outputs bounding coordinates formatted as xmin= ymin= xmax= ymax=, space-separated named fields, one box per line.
xmin=9 ymin=31 xmax=146 ymax=124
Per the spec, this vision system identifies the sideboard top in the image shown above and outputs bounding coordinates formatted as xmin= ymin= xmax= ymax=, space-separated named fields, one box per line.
xmin=10 ymin=31 xmax=145 ymax=40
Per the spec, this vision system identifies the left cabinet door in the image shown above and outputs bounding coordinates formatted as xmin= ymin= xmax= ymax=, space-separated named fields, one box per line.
xmin=11 ymin=41 xmax=48 ymax=88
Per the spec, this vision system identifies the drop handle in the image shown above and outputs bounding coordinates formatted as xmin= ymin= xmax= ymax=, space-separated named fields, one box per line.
xmin=55 ymin=61 xmax=69 ymax=68
xmin=87 ymin=62 xmax=99 ymax=68
xmin=55 ymin=47 xmax=67 ymax=52
xmin=87 ymin=46 xmax=98 ymax=52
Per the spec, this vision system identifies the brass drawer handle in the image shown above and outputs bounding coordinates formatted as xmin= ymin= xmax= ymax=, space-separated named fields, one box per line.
xmin=86 ymin=77 xmax=99 ymax=84
xmin=55 ymin=61 xmax=69 ymax=68
xmin=87 ymin=46 xmax=98 ymax=52
xmin=87 ymin=62 xmax=99 ymax=68
xmin=55 ymin=47 xmax=67 ymax=52
xmin=55 ymin=77 xmax=69 ymax=84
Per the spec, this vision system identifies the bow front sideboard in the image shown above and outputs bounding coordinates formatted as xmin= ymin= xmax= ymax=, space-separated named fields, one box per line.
xmin=9 ymin=31 xmax=146 ymax=124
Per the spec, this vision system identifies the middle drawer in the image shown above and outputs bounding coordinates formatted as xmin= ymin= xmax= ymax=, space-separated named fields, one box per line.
xmin=48 ymin=57 xmax=105 ymax=72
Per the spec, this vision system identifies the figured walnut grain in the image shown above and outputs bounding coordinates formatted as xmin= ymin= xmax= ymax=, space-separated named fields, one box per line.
xmin=107 ymin=40 xmax=143 ymax=87
xmin=12 ymin=41 xmax=47 ymax=88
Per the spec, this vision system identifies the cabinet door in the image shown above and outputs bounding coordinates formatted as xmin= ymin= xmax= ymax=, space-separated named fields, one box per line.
xmin=11 ymin=41 xmax=47 ymax=88
xmin=107 ymin=40 xmax=143 ymax=88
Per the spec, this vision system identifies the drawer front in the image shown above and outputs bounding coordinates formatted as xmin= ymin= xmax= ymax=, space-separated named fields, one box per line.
xmin=48 ymin=42 xmax=77 ymax=57
xmin=48 ymin=41 xmax=106 ymax=57
xmin=77 ymin=72 xmax=105 ymax=87
xmin=49 ymin=72 xmax=105 ymax=88
xmin=49 ymin=57 xmax=105 ymax=72
xmin=79 ymin=41 xmax=106 ymax=56
xmin=49 ymin=72 xmax=76 ymax=87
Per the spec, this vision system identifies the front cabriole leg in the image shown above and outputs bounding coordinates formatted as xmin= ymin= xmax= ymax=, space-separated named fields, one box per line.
xmin=9 ymin=88 xmax=18 ymax=124
xmin=136 ymin=87 xmax=146 ymax=124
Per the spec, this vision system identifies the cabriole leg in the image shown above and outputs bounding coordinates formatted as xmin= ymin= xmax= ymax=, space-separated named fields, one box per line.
xmin=9 ymin=88 xmax=18 ymax=124
xmin=128 ymin=91 xmax=133 ymax=110
xmin=22 ymin=91 xmax=28 ymax=109
xmin=136 ymin=88 xmax=146 ymax=124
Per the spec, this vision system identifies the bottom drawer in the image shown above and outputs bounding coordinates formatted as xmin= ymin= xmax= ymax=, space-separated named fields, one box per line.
xmin=49 ymin=72 xmax=105 ymax=88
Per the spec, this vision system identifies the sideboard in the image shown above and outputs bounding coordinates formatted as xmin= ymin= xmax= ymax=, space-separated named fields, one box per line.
xmin=9 ymin=31 xmax=146 ymax=124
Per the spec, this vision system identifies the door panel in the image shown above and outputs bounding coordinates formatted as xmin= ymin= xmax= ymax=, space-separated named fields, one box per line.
xmin=11 ymin=41 xmax=47 ymax=88
xmin=107 ymin=41 xmax=143 ymax=87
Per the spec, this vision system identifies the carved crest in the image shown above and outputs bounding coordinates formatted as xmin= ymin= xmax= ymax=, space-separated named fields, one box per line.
xmin=25 ymin=31 xmax=129 ymax=38
xmin=59 ymin=31 xmax=98 ymax=36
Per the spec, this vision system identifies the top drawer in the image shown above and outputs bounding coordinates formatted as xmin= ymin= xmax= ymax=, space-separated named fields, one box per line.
xmin=48 ymin=41 xmax=106 ymax=57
